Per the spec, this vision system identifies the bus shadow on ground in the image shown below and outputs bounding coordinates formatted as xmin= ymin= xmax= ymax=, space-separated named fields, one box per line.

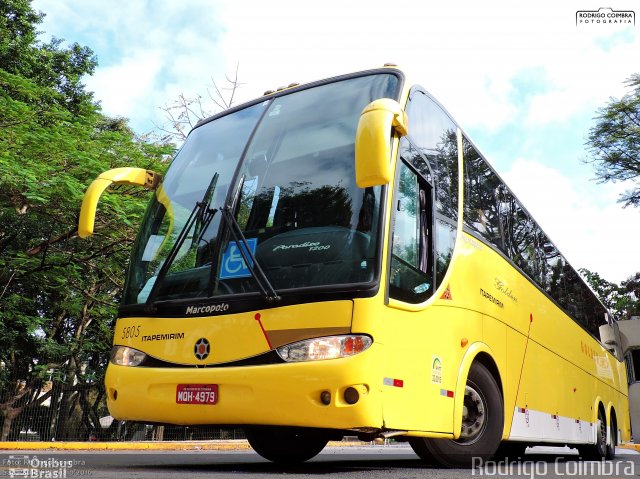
xmin=104 ymin=451 xmax=637 ymax=476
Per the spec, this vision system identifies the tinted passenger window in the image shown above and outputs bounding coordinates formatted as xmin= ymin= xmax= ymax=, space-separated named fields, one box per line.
xmin=496 ymin=186 xmax=543 ymax=283
xmin=463 ymin=137 xmax=503 ymax=249
xmin=462 ymin=135 xmax=608 ymax=337
xmin=402 ymin=90 xmax=459 ymax=292
xmin=405 ymin=91 xmax=458 ymax=220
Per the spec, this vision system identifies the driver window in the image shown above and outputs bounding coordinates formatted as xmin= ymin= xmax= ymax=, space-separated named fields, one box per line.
xmin=389 ymin=162 xmax=433 ymax=303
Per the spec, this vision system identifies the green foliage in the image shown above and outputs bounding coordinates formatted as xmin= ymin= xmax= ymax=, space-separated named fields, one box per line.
xmin=586 ymin=74 xmax=640 ymax=207
xmin=0 ymin=0 xmax=96 ymax=115
xmin=580 ymin=268 xmax=640 ymax=320
xmin=0 ymin=0 xmax=174 ymax=439
xmin=0 ymin=0 xmax=43 ymax=72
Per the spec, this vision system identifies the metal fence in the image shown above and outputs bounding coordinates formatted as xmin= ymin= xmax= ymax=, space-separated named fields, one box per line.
xmin=12 ymin=423 xmax=246 ymax=443
xmin=1 ymin=382 xmax=245 ymax=442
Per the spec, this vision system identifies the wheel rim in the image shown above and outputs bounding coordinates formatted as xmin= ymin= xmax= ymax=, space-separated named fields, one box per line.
xmin=456 ymin=382 xmax=488 ymax=444
xmin=598 ymin=411 xmax=607 ymax=450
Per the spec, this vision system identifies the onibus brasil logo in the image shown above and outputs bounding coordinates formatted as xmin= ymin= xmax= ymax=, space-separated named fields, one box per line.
xmin=3 ymin=455 xmax=88 ymax=478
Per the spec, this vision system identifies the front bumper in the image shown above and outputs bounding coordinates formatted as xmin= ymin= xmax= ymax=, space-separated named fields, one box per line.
xmin=105 ymin=344 xmax=383 ymax=430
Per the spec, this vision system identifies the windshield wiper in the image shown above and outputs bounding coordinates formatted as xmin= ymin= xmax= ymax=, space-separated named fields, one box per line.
xmin=219 ymin=205 xmax=281 ymax=303
xmin=145 ymin=173 xmax=219 ymax=310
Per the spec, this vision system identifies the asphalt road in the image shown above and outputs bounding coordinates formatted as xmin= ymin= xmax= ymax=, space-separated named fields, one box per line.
xmin=1 ymin=445 xmax=639 ymax=479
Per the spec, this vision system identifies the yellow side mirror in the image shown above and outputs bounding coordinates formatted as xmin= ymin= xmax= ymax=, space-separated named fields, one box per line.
xmin=355 ymin=99 xmax=408 ymax=188
xmin=78 ymin=167 xmax=162 ymax=238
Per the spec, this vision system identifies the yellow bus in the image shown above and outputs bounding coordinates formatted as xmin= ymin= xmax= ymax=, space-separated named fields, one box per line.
xmin=78 ymin=66 xmax=629 ymax=466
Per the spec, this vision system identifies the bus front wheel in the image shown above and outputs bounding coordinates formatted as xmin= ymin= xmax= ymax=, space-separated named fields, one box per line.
xmin=245 ymin=426 xmax=328 ymax=463
xmin=410 ymin=362 xmax=504 ymax=468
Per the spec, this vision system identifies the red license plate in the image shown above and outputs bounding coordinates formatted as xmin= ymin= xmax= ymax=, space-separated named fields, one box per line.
xmin=176 ymin=384 xmax=218 ymax=405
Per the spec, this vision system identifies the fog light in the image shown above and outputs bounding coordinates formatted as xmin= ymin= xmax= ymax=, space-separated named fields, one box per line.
xmin=320 ymin=391 xmax=331 ymax=405
xmin=344 ymin=387 xmax=359 ymax=405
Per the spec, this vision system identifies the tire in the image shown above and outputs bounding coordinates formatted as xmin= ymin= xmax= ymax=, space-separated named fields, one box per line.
xmin=410 ymin=362 xmax=504 ymax=468
xmin=245 ymin=427 xmax=328 ymax=463
xmin=578 ymin=407 xmax=607 ymax=460
xmin=606 ymin=415 xmax=617 ymax=460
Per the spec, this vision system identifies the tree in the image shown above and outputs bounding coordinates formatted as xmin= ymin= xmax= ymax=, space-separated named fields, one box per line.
xmin=1 ymin=0 xmax=172 ymax=440
xmin=586 ymin=74 xmax=640 ymax=207
xmin=621 ymin=272 xmax=640 ymax=318
xmin=580 ymin=269 xmax=640 ymax=320
xmin=156 ymin=64 xmax=242 ymax=142
xmin=0 ymin=0 xmax=96 ymax=115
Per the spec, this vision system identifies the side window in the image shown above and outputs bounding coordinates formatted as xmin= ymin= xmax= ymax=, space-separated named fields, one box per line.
xmin=463 ymin=136 xmax=608 ymax=338
xmin=389 ymin=162 xmax=433 ymax=303
xmin=463 ymin=136 xmax=504 ymax=250
xmin=405 ymin=91 xmax=459 ymax=220
xmin=404 ymin=90 xmax=458 ymax=291
xmin=497 ymin=186 xmax=543 ymax=283
xmin=543 ymin=239 xmax=565 ymax=303
xmin=435 ymin=218 xmax=456 ymax=286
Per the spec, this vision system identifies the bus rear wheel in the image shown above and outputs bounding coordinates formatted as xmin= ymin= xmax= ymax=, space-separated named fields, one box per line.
xmin=578 ymin=407 xmax=607 ymax=460
xmin=245 ymin=426 xmax=328 ymax=463
xmin=607 ymin=415 xmax=617 ymax=460
xmin=409 ymin=362 xmax=504 ymax=468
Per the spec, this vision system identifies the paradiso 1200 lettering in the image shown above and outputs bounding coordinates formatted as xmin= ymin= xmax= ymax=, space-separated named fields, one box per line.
xmin=272 ymin=241 xmax=330 ymax=252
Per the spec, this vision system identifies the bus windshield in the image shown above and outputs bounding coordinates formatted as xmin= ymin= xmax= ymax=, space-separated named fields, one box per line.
xmin=123 ymin=73 xmax=399 ymax=305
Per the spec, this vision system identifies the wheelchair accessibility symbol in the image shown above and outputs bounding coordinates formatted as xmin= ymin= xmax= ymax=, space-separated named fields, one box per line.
xmin=220 ymin=238 xmax=258 ymax=279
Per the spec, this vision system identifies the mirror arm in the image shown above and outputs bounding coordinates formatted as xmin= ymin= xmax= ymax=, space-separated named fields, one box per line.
xmin=78 ymin=167 xmax=162 ymax=239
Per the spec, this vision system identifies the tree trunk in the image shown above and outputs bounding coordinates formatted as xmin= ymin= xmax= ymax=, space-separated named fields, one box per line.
xmin=0 ymin=387 xmax=30 ymax=441
xmin=0 ymin=404 xmax=23 ymax=441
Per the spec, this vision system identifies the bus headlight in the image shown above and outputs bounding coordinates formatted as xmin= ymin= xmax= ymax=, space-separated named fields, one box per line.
xmin=110 ymin=346 xmax=147 ymax=367
xmin=276 ymin=335 xmax=372 ymax=362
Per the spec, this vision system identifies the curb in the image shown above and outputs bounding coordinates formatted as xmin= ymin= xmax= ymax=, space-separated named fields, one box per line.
xmin=0 ymin=440 xmax=252 ymax=451
xmin=0 ymin=440 xmax=373 ymax=452
xmin=2 ymin=441 xmax=636 ymax=452
xmin=620 ymin=443 xmax=640 ymax=451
